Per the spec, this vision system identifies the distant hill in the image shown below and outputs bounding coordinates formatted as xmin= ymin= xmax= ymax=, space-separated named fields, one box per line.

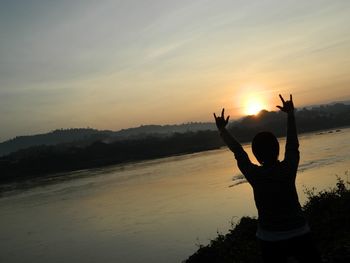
xmin=0 ymin=128 xmax=113 ymax=157
xmin=304 ymin=100 xmax=350 ymax=109
xmin=0 ymin=123 xmax=216 ymax=156
xmin=110 ymin=122 xmax=216 ymax=140
xmin=1 ymin=102 xmax=350 ymax=184
xmin=228 ymin=102 xmax=350 ymax=142
xmin=1 ymin=102 xmax=350 ymax=157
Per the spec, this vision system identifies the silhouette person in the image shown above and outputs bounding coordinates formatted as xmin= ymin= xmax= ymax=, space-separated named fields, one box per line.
xmin=214 ymin=94 xmax=321 ymax=262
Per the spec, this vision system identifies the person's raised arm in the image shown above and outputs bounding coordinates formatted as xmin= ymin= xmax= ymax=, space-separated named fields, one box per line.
xmin=213 ymin=108 xmax=255 ymax=177
xmin=276 ymin=94 xmax=299 ymax=169
xmin=213 ymin=108 xmax=243 ymax=154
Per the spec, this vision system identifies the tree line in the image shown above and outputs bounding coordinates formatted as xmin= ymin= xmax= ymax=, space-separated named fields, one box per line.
xmin=1 ymin=103 xmax=349 ymax=183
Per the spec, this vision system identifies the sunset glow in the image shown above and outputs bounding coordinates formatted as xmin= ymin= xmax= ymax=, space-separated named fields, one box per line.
xmin=245 ymin=99 xmax=265 ymax=115
xmin=0 ymin=1 xmax=350 ymax=141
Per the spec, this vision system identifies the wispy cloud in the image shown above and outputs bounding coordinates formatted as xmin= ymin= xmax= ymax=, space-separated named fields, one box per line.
xmin=0 ymin=0 xmax=350 ymax=140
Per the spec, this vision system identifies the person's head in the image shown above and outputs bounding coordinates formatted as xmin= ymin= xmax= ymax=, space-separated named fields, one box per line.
xmin=252 ymin=131 xmax=279 ymax=165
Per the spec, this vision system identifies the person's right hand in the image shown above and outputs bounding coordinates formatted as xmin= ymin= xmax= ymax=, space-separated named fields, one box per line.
xmin=276 ymin=94 xmax=294 ymax=113
xmin=213 ymin=108 xmax=230 ymax=130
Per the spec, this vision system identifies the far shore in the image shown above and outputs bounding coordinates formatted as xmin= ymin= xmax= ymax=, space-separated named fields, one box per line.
xmin=0 ymin=126 xmax=348 ymax=195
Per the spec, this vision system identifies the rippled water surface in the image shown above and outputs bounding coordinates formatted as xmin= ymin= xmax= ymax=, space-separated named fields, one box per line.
xmin=1 ymin=128 xmax=349 ymax=263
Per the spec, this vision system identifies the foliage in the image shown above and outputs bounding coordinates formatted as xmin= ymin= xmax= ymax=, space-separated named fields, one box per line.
xmin=185 ymin=217 xmax=261 ymax=263
xmin=303 ymin=176 xmax=350 ymax=262
xmin=0 ymin=130 xmax=223 ymax=182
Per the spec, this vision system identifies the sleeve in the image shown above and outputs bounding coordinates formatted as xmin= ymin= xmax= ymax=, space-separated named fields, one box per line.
xmin=284 ymin=113 xmax=300 ymax=173
xmin=219 ymin=128 xmax=257 ymax=183
xmin=233 ymin=145 xmax=257 ymax=184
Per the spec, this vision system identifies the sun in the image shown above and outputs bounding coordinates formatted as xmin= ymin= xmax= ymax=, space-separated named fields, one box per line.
xmin=245 ymin=99 xmax=265 ymax=115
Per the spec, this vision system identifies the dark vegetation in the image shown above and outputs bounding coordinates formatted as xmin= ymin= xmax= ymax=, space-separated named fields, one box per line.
xmin=0 ymin=131 xmax=222 ymax=182
xmin=230 ymin=103 xmax=350 ymax=142
xmin=0 ymin=128 xmax=113 ymax=157
xmin=0 ymin=103 xmax=350 ymax=184
xmin=184 ymin=177 xmax=350 ymax=263
xmin=0 ymin=123 xmax=216 ymax=156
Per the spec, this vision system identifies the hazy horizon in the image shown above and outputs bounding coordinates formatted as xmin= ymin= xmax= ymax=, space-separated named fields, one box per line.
xmin=2 ymin=99 xmax=349 ymax=143
xmin=1 ymin=0 xmax=350 ymax=141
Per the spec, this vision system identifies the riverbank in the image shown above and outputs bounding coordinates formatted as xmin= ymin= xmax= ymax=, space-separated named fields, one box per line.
xmin=184 ymin=176 xmax=350 ymax=262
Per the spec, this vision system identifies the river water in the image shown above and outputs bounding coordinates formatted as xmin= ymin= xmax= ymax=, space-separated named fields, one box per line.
xmin=0 ymin=128 xmax=349 ymax=263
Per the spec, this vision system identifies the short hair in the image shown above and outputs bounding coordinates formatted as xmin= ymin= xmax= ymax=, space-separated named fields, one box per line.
xmin=252 ymin=131 xmax=279 ymax=165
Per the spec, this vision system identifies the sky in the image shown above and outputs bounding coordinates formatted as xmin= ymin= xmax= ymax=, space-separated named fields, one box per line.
xmin=1 ymin=0 xmax=350 ymax=141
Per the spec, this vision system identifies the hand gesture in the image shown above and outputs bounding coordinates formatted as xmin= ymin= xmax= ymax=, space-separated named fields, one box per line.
xmin=276 ymin=94 xmax=294 ymax=113
xmin=213 ymin=108 xmax=230 ymax=130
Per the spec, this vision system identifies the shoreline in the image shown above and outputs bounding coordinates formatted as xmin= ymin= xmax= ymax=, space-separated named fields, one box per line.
xmin=0 ymin=126 xmax=349 ymax=194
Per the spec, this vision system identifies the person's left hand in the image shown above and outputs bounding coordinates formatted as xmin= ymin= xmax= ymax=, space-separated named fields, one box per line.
xmin=213 ymin=108 xmax=230 ymax=130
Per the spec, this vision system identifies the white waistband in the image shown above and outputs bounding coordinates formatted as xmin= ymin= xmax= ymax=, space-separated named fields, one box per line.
xmin=256 ymin=223 xmax=310 ymax=241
